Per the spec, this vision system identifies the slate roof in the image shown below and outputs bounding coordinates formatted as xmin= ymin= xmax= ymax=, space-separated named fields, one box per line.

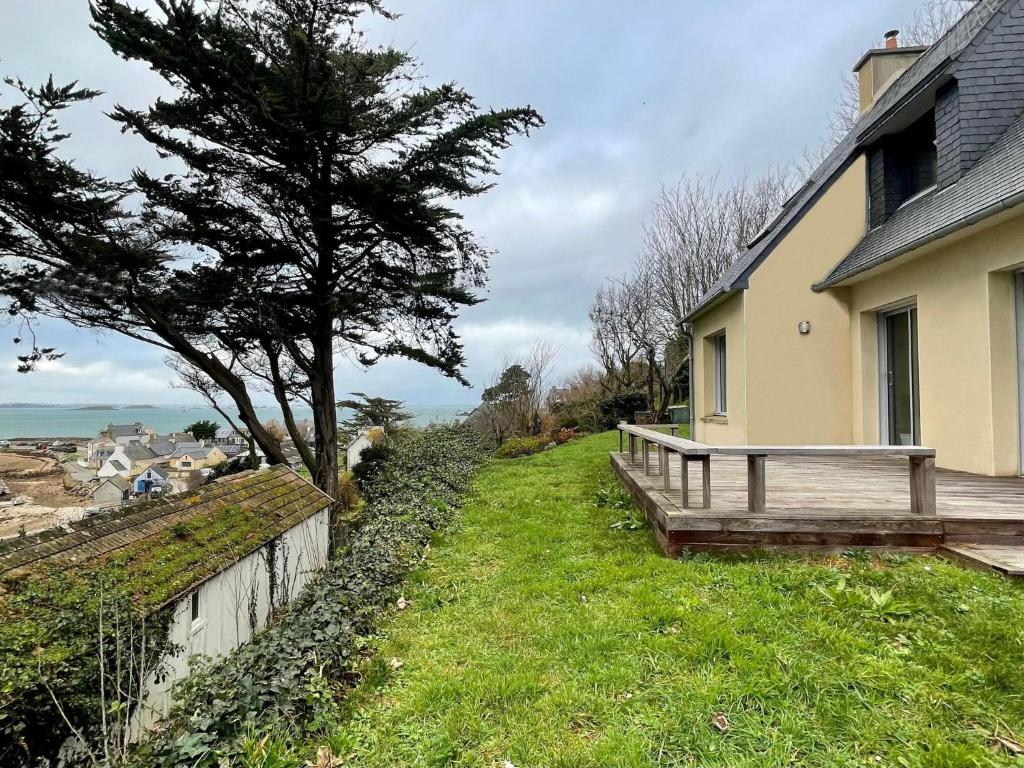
xmin=816 ymin=114 xmax=1024 ymax=288
xmin=0 ymin=465 xmax=332 ymax=604
xmin=108 ymin=459 xmax=127 ymax=472
xmin=122 ymin=444 xmax=156 ymax=461
xmin=99 ymin=475 xmax=129 ymax=491
xmin=218 ymin=443 xmax=245 ymax=457
xmin=684 ymin=0 xmax=1007 ymax=321
xmin=139 ymin=462 xmax=170 ymax=479
xmin=170 ymin=445 xmax=211 ymax=459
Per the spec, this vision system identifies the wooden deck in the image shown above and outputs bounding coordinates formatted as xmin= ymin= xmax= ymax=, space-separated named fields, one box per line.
xmin=611 ymin=450 xmax=1024 ymax=557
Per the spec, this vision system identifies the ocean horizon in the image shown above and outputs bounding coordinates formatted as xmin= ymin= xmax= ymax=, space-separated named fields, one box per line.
xmin=0 ymin=403 xmax=473 ymax=440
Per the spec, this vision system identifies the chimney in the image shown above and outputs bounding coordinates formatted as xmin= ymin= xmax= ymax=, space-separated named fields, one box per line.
xmin=853 ymin=29 xmax=927 ymax=114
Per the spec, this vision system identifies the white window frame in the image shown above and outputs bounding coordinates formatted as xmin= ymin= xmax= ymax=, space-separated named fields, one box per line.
xmin=713 ymin=332 xmax=727 ymax=416
xmin=877 ymin=301 xmax=919 ymax=446
xmin=189 ymin=590 xmax=205 ymax=634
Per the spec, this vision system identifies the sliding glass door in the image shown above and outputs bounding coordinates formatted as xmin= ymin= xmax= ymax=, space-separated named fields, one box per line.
xmin=880 ymin=306 xmax=920 ymax=446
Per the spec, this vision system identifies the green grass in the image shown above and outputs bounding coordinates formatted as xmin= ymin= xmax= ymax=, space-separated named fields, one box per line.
xmin=318 ymin=432 xmax=1024 ymax=767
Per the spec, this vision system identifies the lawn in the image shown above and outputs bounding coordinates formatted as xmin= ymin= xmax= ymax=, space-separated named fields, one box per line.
xmin=322 ymin=432 xmax=1024 ymax=767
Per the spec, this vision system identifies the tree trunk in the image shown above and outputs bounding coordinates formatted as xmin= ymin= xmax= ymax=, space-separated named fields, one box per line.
xmin=309 ymin=327 xmax=341 ymax=553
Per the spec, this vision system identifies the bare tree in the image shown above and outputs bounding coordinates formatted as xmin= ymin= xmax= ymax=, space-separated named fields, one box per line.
xmin=589 ymin=282 xmax=643 ymax=393
xmin=903 ymin=0 xmax=978 ymax=44
xmin=480 ymin=341 xmax=558 ymax=445
xmin=640 ymin=170 xmax=794 ymax=328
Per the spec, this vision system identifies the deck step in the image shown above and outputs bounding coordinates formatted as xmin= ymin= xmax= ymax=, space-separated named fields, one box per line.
xmin=940 ymin=544 xmax=1024 ymax=576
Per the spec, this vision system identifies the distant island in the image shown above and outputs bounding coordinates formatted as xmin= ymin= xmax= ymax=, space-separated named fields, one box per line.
xmin=71 ymin=405 xmax=118 ymax=411
xmin=123 ymin=405 xmax=158 ymax=409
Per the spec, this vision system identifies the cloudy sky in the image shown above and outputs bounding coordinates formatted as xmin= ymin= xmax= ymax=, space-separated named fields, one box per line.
xmin=0 ymin=0 xmax=923 ymax=406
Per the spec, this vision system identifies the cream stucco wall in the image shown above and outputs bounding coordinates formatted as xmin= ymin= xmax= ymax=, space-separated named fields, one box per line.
xmin=692 ymin=157 xmax=867 ymax=446
xmin=743 ymin=157 xmax=866 ymax=444
xmin=692 ymin=291 xmax=747 ymax=444
xmin=847 ymin=210 xmax=1024 ymax=475
xmin=689 ymin=160 xmax=1024 ymax=476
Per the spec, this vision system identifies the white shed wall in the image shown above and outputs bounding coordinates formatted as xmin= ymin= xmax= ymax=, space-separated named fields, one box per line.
xmin=133 ymin=506 xmax=330 ymax=734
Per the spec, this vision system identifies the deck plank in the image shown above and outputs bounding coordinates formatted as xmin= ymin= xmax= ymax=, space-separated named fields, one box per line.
xmin=611 ymin=451 xmax=1024 ymax=555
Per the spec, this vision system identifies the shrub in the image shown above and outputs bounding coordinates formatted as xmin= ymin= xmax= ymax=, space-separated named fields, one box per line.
xmin=553 ymin=427 xmax=577 ymax=444
xmin=336 ymin=470 xmax=360 ymax=511
xmin=351 ymin=443 xmax=393 ymax=486
xmin=495 ymin=435 xmax=550 ymax=459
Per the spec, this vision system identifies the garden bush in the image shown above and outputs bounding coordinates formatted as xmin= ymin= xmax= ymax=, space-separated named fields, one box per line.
xmin=495 ymin=435 xmax=550 ymax=458
xmin=130 ymin=425 xmax=486 ymax=768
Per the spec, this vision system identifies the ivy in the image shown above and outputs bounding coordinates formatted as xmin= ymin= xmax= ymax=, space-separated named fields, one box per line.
xmin=131 ymin=425 xmax=487 ymax=767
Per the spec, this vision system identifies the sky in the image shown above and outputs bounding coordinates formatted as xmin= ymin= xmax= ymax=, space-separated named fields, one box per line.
xmin=0 ymin=0 xmax=924 ymax=406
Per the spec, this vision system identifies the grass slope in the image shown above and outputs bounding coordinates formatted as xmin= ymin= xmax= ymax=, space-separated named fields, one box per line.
xmin=323 ymin=432 xmax=1024 ymax=767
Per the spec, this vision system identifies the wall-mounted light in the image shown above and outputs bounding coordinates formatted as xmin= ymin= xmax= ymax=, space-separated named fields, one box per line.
xmin=798 ymin=321 xmax=811 ymax=335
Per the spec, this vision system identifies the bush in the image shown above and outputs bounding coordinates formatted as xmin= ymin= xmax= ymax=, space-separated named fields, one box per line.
xmin=131 ymin=425 xmax=486 ymax=768
xmin=495 ymin=435 xmax=550 ymax=458
xmin=336 ymin=470 xmax=360 ymax=511
xmin=553 ymin=427 xmax=578 ymax=444
xmin=351 ymin=442 xmax=393 ymax=486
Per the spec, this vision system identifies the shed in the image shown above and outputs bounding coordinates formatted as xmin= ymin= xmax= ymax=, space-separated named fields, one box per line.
xmin=0 ymin=465 xmax=334 ymax=744
xmin=93 ymin=475 xmax=130 ymax=506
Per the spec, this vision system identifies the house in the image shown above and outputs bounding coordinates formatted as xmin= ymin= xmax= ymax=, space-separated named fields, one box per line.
xmin=85 ymin=437 xmax=117 ymax=469
xmin=148 ymin=434 xmax=201 ymax=459
xmin=97 ymin=443 xmax=158 ymax=479
xmin=169 ymin=445 xmax=227 ymax=476
xmin=133 ymin=463 xmax=170 ymax=495
xmin=345 ymin=427 xmax=384 ymax=470
xmin=685 ymin=2 xmax=1024 ymax=477
xmin=93 ymin=475 xmax=130 ymax=506
xmin=214 ymin=427 xmax=246 ymax=445
xmin=97 ymin=458 xmax=130 ymax=479
xmin=217 ymin=443 xmax=247 ymax=460
xmin=0 ymin=465 xmax=333 ymax=745
xmin=103 ymin=422 xmax=155 ymax=446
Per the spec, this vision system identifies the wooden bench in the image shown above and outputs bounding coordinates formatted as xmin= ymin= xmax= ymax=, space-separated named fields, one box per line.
xmin=617 ymin=424 xmax=937 ymax=516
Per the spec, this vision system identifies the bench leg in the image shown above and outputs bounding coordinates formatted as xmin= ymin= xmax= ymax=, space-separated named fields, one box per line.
xmin=701 ymin=456 xmax=711 ymax=509
xmin=628 ymin=434 xmax=636 ymax=464
xmin=910 ymin=456 xmax=936 ymax=515
xmin=662 ymin=448 xmax=671 ymax=492
xmin=681 ymin=455 xmax=689 ymax=508
xmin=670 ymin=426 xmax=678 ymax=437
xmin=747 ymin=455 xmax=766 ymax=514
xmin=657 ymin=445 xmax=664 ymax=476
xmin=642 ymin=440 xmax=650 ymax=475
xmin=619 ymin=430 xmax=623 ymax=454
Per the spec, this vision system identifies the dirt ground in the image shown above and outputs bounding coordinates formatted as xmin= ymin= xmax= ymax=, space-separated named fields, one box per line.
xmin=0 ymin=451 xmax=89 ymax=539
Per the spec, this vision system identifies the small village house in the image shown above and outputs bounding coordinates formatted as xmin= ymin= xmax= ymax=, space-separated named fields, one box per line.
xmin=98 ymin=443 xmax=158 ymax=479
xmin=685 ymin=1 xmax=1024 ymax=477
xmin=345 ymin=427 xmax=384 ymax=470
xmin=133 ymin=463 xmax=170 ymax=495
xmin=169 ymin=445 xmax=228 ymax=477
xmin=104 ymin=422 xmax=155 ymax=446
xmin=213 ymin=426 xmax=246 ymax=445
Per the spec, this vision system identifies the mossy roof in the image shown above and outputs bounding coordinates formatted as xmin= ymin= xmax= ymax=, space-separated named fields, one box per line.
xmin=0 ymin=465 xmax=333 ymax=608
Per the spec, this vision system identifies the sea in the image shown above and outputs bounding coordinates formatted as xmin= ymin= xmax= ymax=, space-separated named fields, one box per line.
xmin=0 ymin=403 xmax=472 ymax=440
